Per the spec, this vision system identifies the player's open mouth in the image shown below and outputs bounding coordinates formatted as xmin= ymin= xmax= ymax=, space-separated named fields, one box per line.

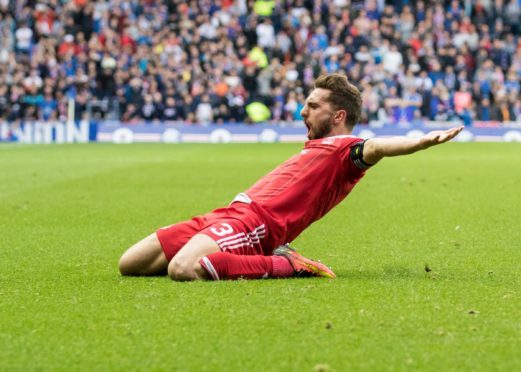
xmin=304 ymin=121 xmax=311 ymax=137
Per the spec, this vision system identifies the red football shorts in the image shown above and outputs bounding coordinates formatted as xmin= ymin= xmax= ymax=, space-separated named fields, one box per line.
xmin=156 ymin=203 xmax=270 ymax=261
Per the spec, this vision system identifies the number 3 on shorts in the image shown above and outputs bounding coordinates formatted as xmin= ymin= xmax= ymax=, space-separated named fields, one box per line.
xmin=210 ymin=223 xmax=234 ymax=237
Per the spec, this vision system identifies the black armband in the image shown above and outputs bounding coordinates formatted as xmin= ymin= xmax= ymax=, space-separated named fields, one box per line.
xmin=350 ymin=140 xmax=373 ymax=170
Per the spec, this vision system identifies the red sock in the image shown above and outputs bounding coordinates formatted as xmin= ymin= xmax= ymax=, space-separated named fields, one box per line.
xmin=199 ymin=252 xmax=294 ymax=280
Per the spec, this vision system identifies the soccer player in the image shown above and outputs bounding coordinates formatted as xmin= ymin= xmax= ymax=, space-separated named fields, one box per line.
xmin=119 ymin=74 xmax=462 ymax=281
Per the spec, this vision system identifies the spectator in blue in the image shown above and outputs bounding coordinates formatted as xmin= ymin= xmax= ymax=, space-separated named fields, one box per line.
xmin=293 ymin=92 xmax=305 ymax=121
xmin=325 ymin=55 xmax=340 ymax=74
xmin=402 ymin=86 xmax=423 ymax=122
xmin=38 ymin=89 xmax=58 ymax=121
xmin=476 ymin=98 xmax=494 ymax=121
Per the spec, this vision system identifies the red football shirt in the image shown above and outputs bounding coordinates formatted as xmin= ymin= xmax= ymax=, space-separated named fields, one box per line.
xmin=242 ymin=135 xmax=368 ymax=247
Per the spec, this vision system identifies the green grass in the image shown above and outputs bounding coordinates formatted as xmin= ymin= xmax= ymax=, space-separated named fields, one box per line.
xmin=1 ymin=142 xmax=520 ymax=371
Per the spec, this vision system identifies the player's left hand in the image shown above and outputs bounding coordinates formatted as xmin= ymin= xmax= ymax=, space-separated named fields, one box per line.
xmin=420 ymin=126 xmax=464 ymax=149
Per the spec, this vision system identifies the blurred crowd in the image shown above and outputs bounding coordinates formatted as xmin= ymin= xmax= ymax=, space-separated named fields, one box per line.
xmin=0 ymin=0 xmax=520 ymax=125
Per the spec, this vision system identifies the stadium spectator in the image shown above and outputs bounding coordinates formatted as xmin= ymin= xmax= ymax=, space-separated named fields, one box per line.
xmin=195 ymin=94 xmax=214 ymax=124
xmin=14 ymin=21 xmax=32 ymax=55
xmin=0 ymin=0 xmax=520 ymax=124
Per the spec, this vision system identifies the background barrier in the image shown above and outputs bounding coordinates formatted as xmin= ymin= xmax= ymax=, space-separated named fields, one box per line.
xmin=1 ymin=121 xmax=521 ymax=144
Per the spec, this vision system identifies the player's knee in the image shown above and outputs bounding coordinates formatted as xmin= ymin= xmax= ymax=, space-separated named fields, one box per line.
xmin=119 ymin=249 xmax=150 ymax=276
xmin=168 ymin=257 xmax=197 ymax=281
xmin=119 ymin=252 xmax=138 ymax=276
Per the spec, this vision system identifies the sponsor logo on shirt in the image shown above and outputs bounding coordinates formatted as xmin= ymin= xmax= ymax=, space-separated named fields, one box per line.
xmin=322 ymin=137 xmax=336 ymax=145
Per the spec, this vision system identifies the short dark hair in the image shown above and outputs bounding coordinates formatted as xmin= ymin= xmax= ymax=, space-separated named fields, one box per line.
xmin=314 ymin=74 xmax=362 ymax=129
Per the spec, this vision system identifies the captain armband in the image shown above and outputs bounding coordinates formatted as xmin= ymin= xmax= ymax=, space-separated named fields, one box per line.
xmin=350 ymin=140 xmax=374 ymax=170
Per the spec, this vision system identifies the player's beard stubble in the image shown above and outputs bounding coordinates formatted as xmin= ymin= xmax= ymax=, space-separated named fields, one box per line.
xmin=308 ymin=114 xmax=335 ymax=140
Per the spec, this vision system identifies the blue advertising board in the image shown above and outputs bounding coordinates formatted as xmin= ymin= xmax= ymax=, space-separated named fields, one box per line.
xmin=1 ymin=120 xmax=521 ymax=144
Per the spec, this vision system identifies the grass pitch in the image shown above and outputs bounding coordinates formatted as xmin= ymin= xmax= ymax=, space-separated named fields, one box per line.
xmin=1 ymin=142 xmax=520 ymax=371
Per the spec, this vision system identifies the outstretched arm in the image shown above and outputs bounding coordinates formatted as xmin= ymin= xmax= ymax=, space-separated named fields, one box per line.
xmin=362 ymin=126 xmax=464 ymax=165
